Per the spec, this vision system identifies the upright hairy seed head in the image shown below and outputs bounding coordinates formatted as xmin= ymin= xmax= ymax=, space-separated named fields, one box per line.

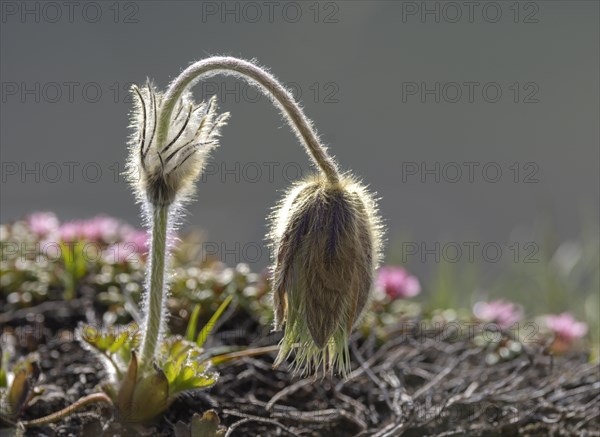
xmin=270 ymin=174 xmax=383 ymax=376
xmin=126 ymin=82 xmax=229 ymax=207
xmin=125 ymin=79 xmax=229 ymax=369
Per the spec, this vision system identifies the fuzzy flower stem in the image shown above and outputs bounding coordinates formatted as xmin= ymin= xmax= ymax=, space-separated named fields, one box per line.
xmin=157 ymin=56 xmax=340 ymax=184
xmin=139 ymin=204 xmax=169 ymax=368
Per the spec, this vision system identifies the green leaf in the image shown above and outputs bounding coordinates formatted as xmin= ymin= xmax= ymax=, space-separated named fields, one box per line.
xmin=208 ymin=345 xmax=279 ymax=366
xmin=164 ymin=357 xmax=217 ymax=395
xmin=173 ymin=411 xmax=227 ymax=437
xmin=196 ymin=295 xmax=233 ymax=348
xmin=190 ymin=410 xmax=223 ymax=437
xmin=116 ymin=351 xmax=137 ymax=414
xmin=78 ymin=324 xmax=138 ymax=375
xmin=159 ymin=337 xmax=218 ymax=396
xmin=5 ymin=358 xmax=40 ymax=418
xmin=186 ymin=304 xmax=201 ymax=342
xmin=108 ymin=331 xmax=130 ymax=354
xmin=60 ymin=241 xmax=88 ymax=300
xmin=127 ymin=365 xmax=169 ymax=423
xmin=162 ymin=360 xmax=175 ymax=382
xmin=0 ymin=345 xmax=9 ymax=388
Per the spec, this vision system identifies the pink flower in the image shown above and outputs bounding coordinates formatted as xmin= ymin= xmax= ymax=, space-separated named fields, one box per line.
xmin=27 ymin=212 xmax=59 ymax=237
xmin=58 ymin=221 xmax=84 ymax=242
xmin=80 ymin=216 xmax=121 ymax=242
xmin=377 ymin=266 xmax=421 ymax=299
xmin=58 ymin=216 xmax=121 ymax=243
xmin=473 ymin=300 xmax=523 ymax=329
xmin=120 ymin=226 xmax=149 ymax=254
xmin=545 ymin=313 xmax=588 ymax=341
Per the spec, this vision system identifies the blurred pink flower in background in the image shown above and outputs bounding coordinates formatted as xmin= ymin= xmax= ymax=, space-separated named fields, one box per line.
xmin=120 ymin=226 xmax=149 ymax=254
xmin=58 ymin=221 xmax=84 ymax=242
xmin=377 ymin=266 xmax=421 ymax=299
xmin=25 ymin=212 xmax=161 ymax=258
xmin=27 ymin=212 xmax=59 ymax=237
xmin=545 ymin=313 xmax=588 ymax=341
xmin=58 ymin=216 xmax=124 ymax=243
xmin=80 ymin=216 xmax=121 ymax=242
xmin=473 ymin=299 xmax=523 ymax=329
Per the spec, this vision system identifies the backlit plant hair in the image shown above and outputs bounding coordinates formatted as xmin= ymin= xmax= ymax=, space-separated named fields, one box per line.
xmin=129 ymin=57 xmax=383 ymax=375
xmin=127 ymin=83 xmax=229 ymax=369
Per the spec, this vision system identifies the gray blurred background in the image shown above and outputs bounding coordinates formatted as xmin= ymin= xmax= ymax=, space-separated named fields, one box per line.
xmin=1 ymin=0 xmax=598 ymax=278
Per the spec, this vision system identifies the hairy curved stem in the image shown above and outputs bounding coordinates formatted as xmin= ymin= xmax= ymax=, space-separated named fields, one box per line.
xmin=139 ymin=204 xmax=169 ymax=368
xmin=157 ymin=56 xmax=340 ymax=184
xmin=21 ymin=392 xmax=112 ymax=427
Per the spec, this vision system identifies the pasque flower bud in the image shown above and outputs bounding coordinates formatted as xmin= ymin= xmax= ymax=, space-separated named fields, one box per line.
xmin=270 ymin=174 xmax=383 ymax=375
xmin=125 ymin=80 xmax=229 ymax=369
xmin=127 ymin=83 xmax=229 ymax=206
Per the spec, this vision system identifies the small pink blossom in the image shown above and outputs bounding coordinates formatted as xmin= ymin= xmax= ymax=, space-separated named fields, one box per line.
xmin=545 ymin=313 xmax=588 ymax=341
xmin=473 ymin=300 xmax=523 ymax=329
xmin=377 ymin=266 xmax=421 ymax=299
xmin=58 ymin=216 xmax=121 ymax=243
xmin=120 ymin=226 xmax=149 ymax=254
xmin=58 ymin=221 xmax=84 ymax=242
xmin=80 ymin=216 xmax=121 ymax=242
xmin=27 ymin=212 xmax=59 ymax=237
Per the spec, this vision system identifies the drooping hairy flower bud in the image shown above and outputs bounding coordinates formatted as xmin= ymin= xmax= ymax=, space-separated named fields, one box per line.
xmin=127 ymin=82 xmax=229 ymax=206
xmin=270 ymin=174 xmax=383 ymax=375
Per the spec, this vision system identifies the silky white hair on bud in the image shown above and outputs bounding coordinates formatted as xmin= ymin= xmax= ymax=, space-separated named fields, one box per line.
xmin=125 ymin=79 xmax=229 ymax=368
xmin=126 ymin=82 xmax=229 ymax=207
xmin=269 ymin=174 xmax=383 ymax=376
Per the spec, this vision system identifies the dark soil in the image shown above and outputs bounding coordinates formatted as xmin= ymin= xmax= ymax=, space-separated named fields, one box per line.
xmin=1 ymin=296 xmax=599 ymax=437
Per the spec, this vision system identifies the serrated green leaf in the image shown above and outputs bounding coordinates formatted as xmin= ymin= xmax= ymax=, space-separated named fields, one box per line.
xmin=183 ymin=365 xmax=196 ymax=381
xmin=165 ymin=355 xmax=218 ymax=396
xmin=108 ymin=332 xmax=130 ymax=354
xmin=163 ymin=360 xmax=176 ymax=382
xmin=78 ymin=324 xmax=136 ymax=375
